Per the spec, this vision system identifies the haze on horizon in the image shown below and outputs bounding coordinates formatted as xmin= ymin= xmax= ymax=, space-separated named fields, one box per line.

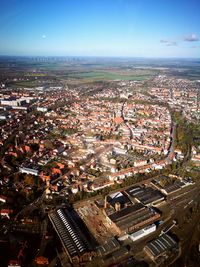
xmin=0 ymin=0 xmax=200 ymax=58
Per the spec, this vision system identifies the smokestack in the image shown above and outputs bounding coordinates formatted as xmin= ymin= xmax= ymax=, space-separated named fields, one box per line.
xmin=115 ymin=202 xmax=121 ymax=211
xmin=104 ymin=196 xmax=108 ymax=209
xmin=15 ymin=136 xmax=18 ymax=148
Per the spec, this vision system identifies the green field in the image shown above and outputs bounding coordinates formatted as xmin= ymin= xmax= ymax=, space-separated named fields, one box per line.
xmin=8 ymin=80 xmax=41 ymax=88
xmin=68 ymin=70 xmax=153 ymax=81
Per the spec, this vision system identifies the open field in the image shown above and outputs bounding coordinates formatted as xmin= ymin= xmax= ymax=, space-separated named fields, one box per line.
xmin=9 ymin=80 xmax=40 ymax=87
xmin=1 ymin=57 xmax=200 ymax=89
xmin=67 ymin=70 xmax=154 ymax=81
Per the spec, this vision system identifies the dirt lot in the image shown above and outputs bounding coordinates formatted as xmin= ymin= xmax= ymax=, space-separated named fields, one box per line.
xmin=76 ymin=200 xmax=119 ymax=244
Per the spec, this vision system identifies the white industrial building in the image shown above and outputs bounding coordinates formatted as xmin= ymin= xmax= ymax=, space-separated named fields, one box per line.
xmin=19 ymin=167 xmax=39 ymax=176
xmin=130 ymin=224 xmax=156 ymax=242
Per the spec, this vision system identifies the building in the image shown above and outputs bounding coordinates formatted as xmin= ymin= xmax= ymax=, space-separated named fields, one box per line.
xmin=106 ymin=191 xmax=132 ymax=210
xmin=8 ymin=260 xmax=21 ymax=267
xmin=36 ymin=107 xmax=48 ymax=112
xmin=0 ymin=195 xmax=7 ymax=203
xmin=49 ymin=208 xmax=97 ymax=265
xmin=151 ymin=176 xmax=186 ymax=196
xmin=19 ymin=167 xmax=39 ymax=176
xmin=130 ymin=224 xmax=156 ymax=242
xmin=97 ymin=237 xmax=120 ymax=257
xmin=1 ymin=98 xmax=26 ymax=107
xmin=0 ymin=209 xmax=12 ymax=218
xmin=0 ymin=114 xmax=11 ymax=120
xmin=35 ymin=256 xmax=49 ymax=266
xmin=144 ymin=233 xmax=179 ymax=261
xmin=105 ymin=202 xmax=160 ymax=235
xmin=125 ymin=185 xmax=165 ymax=206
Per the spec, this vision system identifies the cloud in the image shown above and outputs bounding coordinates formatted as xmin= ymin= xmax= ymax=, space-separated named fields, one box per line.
xmin=160 ymin=40 xmax=177 ymax=46
xmin=184 ymin=34 xmax=199 ymax=42
xmin=160 ymin=40 xmax=167 ymax=43
xmin=191 ymin=45 xmax=200 ymax=48
xmin=42 ymin=35 xmax=46 ymax=39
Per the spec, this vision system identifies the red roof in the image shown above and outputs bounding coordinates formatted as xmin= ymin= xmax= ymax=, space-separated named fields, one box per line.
xmin=0 ymin=209 xmax=12 ymax=214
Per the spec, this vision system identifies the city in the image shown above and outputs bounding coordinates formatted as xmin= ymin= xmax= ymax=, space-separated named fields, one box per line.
xmin=0 ymin=57 xmax=200 ymax=267
xmin=0 ymin=0 xmax=200 ymax=266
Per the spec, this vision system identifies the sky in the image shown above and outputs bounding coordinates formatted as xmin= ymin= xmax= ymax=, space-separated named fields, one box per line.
xmin=0 ymin=0 xmax=200 ymax=58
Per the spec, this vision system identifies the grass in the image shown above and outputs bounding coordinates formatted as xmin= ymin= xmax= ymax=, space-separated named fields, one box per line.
xmin=68 ymin=70 xmax=152 ymax=81
xmin=25 ymin=73 xmax=48 ymax=77
xmin=9 ymin=80 xmax=40 ymax=88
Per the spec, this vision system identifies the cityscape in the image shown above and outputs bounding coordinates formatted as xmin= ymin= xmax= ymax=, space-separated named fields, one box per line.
xmin=0 ymin=1 xmax=200 ymax=267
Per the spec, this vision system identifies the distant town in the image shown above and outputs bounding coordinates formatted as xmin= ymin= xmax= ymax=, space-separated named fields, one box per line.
xmin=0 ymin=57 xmax=200 ymax=267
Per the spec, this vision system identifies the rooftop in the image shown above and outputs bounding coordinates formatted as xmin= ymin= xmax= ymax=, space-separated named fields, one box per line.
xmin=107 ymin=191 xmax=132 ymax=208
xmin=145 ymin=233 xmax=178 ymax=258
xmin=125 ymin=185 xmax=164 ymax=205
xmin=48 ymin=208 xmax=96 ymax=260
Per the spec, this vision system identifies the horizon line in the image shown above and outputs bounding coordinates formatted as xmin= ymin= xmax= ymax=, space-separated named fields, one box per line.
xmin=0 ymin=55 xmax=200 ymax=60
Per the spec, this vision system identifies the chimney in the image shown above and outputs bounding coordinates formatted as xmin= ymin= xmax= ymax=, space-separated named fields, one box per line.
xmin=115 ymin=202 xmax=121 ymax=211
xmin=104 ymin=196 xmax=108 ymax=209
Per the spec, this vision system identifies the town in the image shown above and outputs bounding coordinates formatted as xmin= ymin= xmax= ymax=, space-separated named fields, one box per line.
xmin=0 ymin=58 xmax=200 ymax=267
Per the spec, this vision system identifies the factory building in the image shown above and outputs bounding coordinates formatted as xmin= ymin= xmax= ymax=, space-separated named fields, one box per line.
xmin=19 ymin=167 xmax=39 ymax=176
xmin=103 ymin=190 xmax=161 ymax=235
xmin=105 ymin=203 xmax=160 ymax=235
xmin=106 ymin=191 xmax=132 ymax=210
xmin=1 ymin=98 xmax=26 ymax=107
xmin=144 ymin=233 xmax=179 ymax=261
xmin=150 ymin=175 xmax=194 ymax=196
xmin=125 ymin=185 xmax=165 ymax=206
xmin=49 ymin=208 xmax=97 ymax=265
xmin=36 ymin=107 xmax=48 ymax=112
xmin=97 ymin=237 xmax=120 ymax=257
xmin=130 ymin=224 xmax=156 ymax=242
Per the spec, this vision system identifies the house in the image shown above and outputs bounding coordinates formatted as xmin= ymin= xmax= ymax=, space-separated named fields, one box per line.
xmin=0 ymin=195 xmax=7 ymax=203
xmin=134 ymin=159 xmax=147 ymax=167
xmin=0 ymin=209 xmax=12 ymax=218
xmin=8 ymin=260 xmax=21 ymax=267
xmin=19 ymin=167 xmax=39 ymax=176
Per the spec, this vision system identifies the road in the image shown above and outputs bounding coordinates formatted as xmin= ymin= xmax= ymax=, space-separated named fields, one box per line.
xmin=166 ymin=120 xmax=176 ymax=164
xmin=14 ymin=190 xmax=46 ymax=220
xmin=121 ymin=101 xmax=133 ymax=140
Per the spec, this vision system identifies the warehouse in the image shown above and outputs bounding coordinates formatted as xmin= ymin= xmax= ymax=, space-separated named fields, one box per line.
xmin=144 ymin=233 xmax=179 ymax=261
xmin=19 ymin=166 xmax=39 ymax=176
xmin=49 ymin=208 xmax=96 ymax=264
xmin=108 ymin=202 xmax=144 ymax=222
xmin=125 ymin=185 xmax=164 ymax=206
xmin=106 ymin=203 xmax=160 ymax=234
xmin=106 ymin=191 xmax=132 ymax=210
xmin=130 ymin=224 xmax=156 ymax=242
xmin=151 ymin=176 xmax=184 ymax=195
xmin=97 ymin=237 xmax=120 ymax=257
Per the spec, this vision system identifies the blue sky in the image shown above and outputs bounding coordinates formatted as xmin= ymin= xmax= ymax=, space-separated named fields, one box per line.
xmin=0 ymin=0 xmax=199 ymax=57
